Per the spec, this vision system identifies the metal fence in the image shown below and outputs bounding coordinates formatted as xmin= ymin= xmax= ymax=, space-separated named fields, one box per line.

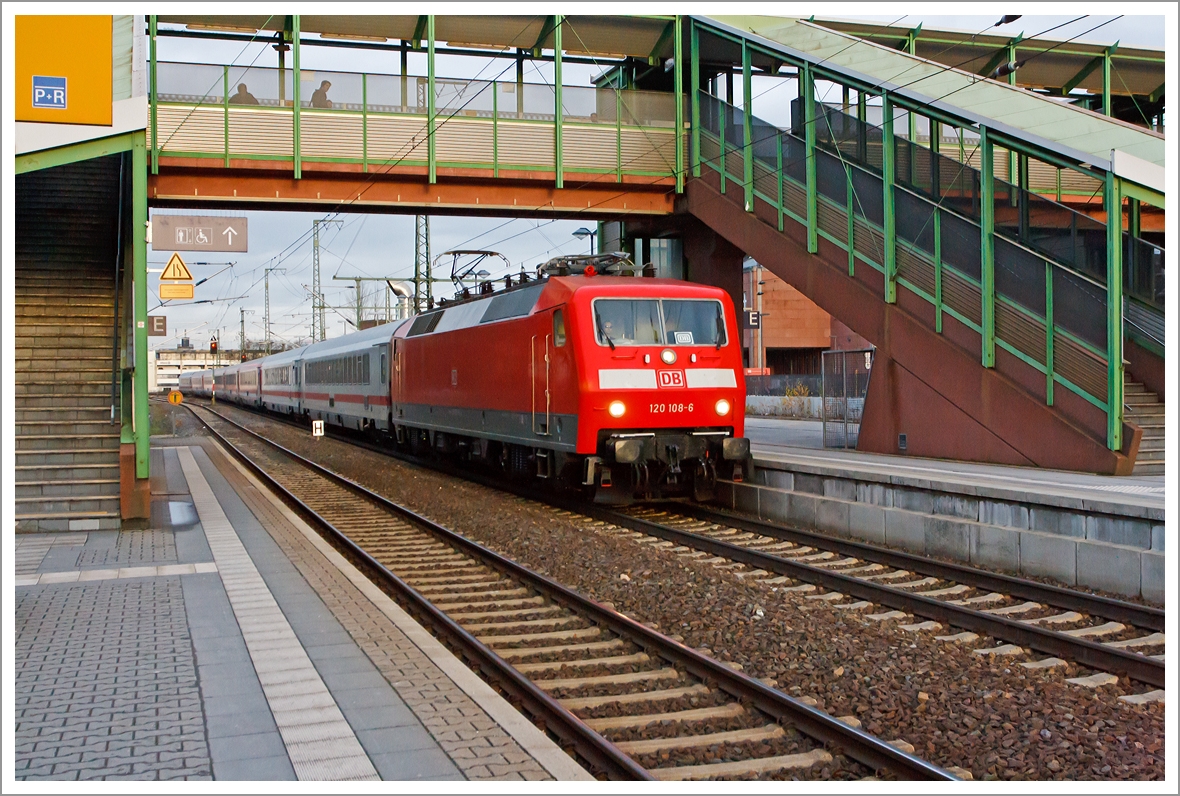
xmin=744 ymin=374 xmax=823 ymax=396
xmin=822 ymin=349 xmax=874 ymax=449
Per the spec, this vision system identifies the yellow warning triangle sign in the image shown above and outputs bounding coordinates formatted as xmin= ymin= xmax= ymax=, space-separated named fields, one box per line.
xmin=162 ymin=252 xmax=193 ymax=281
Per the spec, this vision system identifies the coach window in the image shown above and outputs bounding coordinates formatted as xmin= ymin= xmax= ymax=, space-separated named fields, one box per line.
xmin=553 ymin=309 xmax=566 ymax=346
xmin=381 ymin=353 xmax=387 ymax=382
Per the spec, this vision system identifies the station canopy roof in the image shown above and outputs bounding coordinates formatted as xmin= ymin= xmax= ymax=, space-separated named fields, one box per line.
xmin=158 ymin=15 xmax=675 ymax=59
xmin=809 ymin=17 xmax=1164 ymax=98
xmin=702 ymin=16 xmax=1164 ymax=174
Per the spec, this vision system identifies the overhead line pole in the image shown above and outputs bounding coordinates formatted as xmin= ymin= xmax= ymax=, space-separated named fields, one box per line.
xmin=264 ymin=267 xmax=285 ymax=354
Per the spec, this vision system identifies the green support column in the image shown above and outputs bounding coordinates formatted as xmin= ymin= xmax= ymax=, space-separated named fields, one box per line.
xmin=491 ymin=77 xmax=498 ymax=177
xmin=847 ymin=164 xmax=855 ymax=276
xmin=401 ymin=45 xmax=408 ymax=110
xmin=718 ymin=92 xmax=726 ymax=193
xmin=776 ymin=131 xmax=784 ymax=231
xmin=1045 ymin=261 xmax=1054 ymax=405
xmin=1102 ymin=46 xmax=1113 ymax=116
xmin=362 ymin=73 xmax=368 ymax=172
xmin=223 ymin=66 xmax=230 ymax=167
xmin=979 ymin=126 xmax=996 ymax=367
xmin=1104 ymin=172 xmax=1124 ymax=449
xmin=934 ymin=209 xmax=943 ymax=333
xmin=516 ymin=52 xmax=524 ymax=116
xmin=132 ymin=132 xmax=149 ymax=478
xmin=616 ymin=91 xmax=622 ymax=182
xmin=690 ymin=21 xmax=700 ymax=177
xmin=803 ymin=64 xmax=817 ymax=253
xmin=554 ymin=15 xmax=563 ymax=189
xmin=881 ymin=94 xmax=896 ymax=301
xmin=1007 ymin=41 xmax=1017 ymax=183
xmin=427 ymin=15 xmax=436 ymax=183
xmin=292 ymin=15 xmax=301 ymax=179
xmin=674 ymin=15 xmax=684 ymax=192
xmin=149 ymin=16 xmax=158 ymax=174
xmin=857 ymin=90 xmax=866 ymax=163
xmin=742 ymin=42 xmax=753 ymax=211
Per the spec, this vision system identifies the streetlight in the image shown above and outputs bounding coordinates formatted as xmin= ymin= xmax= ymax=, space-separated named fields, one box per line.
xmin=572 ymin=227 xmax=596 ymax=255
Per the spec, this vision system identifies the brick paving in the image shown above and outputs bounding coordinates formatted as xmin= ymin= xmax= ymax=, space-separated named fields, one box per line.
xmin=203 ymin=441 xmax=554 ymax=781
xmin=14 ymin=578 xmax=211 ymax=781
xmin=77 ymin=530 xmax=177 ymax=567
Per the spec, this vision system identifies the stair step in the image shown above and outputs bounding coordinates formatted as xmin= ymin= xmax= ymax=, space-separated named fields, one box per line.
xmin=15 ymin=408 xmax=113 ymax=422
xmin=16 ymin=481 xmax=120 ymax=499
xmin=1138 ymin=438 xmax=1165 ymax=452
xmin=15 ymin=496 xmax=122 ymax=515
xmin=16 ymin=436 xmax=122 ymax=452
xmin=1132 ymin=463 xmax=1166 ymax=476
xmin=15 ymin=450 xmax=122 ymax=466
xmin=16 ymin=465 xmax=120 ymax=482
xmin=16 ymin=422 xmax=122 ymax=437
xmin=15 ymin=512 xmax=122 ymax=533
xmin=17 ymin=396 xmax=114 ymax=409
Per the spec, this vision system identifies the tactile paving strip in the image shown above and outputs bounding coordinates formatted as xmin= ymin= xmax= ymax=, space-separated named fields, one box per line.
xmin=177 ymin=447 xmax=379 ymax=781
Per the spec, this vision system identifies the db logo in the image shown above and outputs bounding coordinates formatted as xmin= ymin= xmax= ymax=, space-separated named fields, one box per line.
xmin=657 ymin=370 xmax=686 ymax=388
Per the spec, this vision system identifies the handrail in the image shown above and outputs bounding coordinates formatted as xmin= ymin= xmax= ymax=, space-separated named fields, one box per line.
xmin=694 ymin=95 xmax=1121 ymax=423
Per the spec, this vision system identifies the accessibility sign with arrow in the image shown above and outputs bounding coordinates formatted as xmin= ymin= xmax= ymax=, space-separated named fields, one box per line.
xmin=152 ymin=215 xmax=248 ymax=252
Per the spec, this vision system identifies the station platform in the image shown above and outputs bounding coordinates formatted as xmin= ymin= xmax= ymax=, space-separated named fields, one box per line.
xmin=14 ymin=435 xmax=590 ymax=782
xmin=745 ymin=417 xmax=1164 ymax=514
xmin=734 ymin=418 xmax=1165 ymax=602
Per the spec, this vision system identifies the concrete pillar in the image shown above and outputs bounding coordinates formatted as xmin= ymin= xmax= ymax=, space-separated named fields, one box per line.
xmin=681 ymin=219 xmax=744 ymax=317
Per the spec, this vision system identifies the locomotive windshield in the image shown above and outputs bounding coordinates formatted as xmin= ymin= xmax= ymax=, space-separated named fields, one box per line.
xmin=594 ymin=298 xmax=727 ymax=347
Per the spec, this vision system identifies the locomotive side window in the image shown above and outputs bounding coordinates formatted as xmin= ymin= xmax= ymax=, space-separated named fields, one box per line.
xmin=662 ymin=300 xmax=727 ymax=347
xmin=553 ymin=309 xmax=566 ymax=346
xmin=593 ymin=299 xmax=661 ymax=346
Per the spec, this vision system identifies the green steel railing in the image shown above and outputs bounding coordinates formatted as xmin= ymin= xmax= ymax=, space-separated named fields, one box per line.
xmin=695 ymin=91 xmax=1124 ymax=448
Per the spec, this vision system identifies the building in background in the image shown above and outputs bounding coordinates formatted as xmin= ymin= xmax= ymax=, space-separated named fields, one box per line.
xmin=742 ymin=259 xmax=872 ymax=375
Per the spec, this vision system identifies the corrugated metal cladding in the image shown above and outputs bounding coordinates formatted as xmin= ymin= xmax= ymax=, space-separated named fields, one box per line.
xmin=16 ymin=156 xmax=122 ymax=275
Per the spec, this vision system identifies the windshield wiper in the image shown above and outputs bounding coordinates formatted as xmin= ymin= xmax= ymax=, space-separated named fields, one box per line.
xmin=714 ymin=305 xmax=724 ymax=350
xmin=597 ymin=316 xmax=617 ymax=350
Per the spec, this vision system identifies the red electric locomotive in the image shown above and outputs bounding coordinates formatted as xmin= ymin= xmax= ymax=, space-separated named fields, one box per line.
xmin=390 ymin=254 xmax=750 ymax=502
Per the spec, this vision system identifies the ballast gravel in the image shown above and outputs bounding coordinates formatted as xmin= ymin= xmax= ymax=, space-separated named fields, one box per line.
xmin=187 ymin=405 xmax=1165 ymax=781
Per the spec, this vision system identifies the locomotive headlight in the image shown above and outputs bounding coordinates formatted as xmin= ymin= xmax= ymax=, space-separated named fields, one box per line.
xmin=660 ymin=349 xmax=677 ymax=364
xmin=715 ymin=398 xmax=731 ymax=416
xmin=608 ymin=400 xmax=626 ymax=418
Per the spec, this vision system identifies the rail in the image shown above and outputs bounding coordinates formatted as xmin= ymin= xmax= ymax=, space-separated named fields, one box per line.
xmin=184 ymin=400 xmax=956 ymax=780
xmin=595 ymin=503 xmax=1165 ymax=688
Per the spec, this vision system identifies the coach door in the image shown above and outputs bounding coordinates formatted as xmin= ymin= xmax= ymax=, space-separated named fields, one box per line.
xmin=393 ymin=341 xmax=404 ymax=416
xmin=531 ymin=329 xmax=551 ymax=436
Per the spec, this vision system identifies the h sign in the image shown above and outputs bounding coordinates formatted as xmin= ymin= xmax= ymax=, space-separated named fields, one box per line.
xmin=32 ymin=76 xmax=67 ymax=109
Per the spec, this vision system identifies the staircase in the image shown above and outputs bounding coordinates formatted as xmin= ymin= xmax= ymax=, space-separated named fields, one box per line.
xmin=16 ymin=156 xmax=124 ymax=532
xmin=685 ymin=92 xmax=1146 ymax=475
xmin=1126 ymin=380 xmax=1165 ymax=476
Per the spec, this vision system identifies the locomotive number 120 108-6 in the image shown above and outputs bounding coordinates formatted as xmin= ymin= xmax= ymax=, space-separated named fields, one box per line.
xmin=649 ymin=402 xmax=694 ymax=413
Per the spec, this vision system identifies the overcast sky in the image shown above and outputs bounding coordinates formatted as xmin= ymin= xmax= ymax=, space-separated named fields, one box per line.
xmin=149 ymin=12 xmax=1163 ymax=351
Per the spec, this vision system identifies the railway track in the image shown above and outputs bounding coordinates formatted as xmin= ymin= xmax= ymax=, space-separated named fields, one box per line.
xmin=182 ymin=398 xmax=1164 ymax=695
xmin=183 ymin=402 xmax=955 ymax=781
xmin=568 ymin=503 xmax=1166 ymax=694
